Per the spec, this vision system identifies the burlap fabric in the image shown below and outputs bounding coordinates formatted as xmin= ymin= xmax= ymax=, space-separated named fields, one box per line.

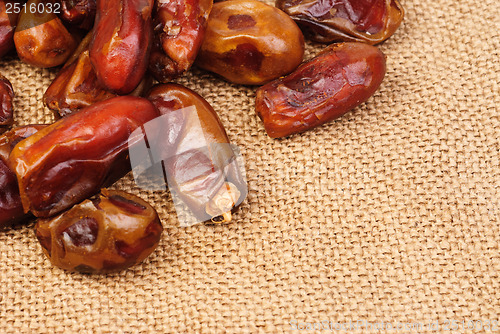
xmin=1 ymin=0 xmax=499 ymax=332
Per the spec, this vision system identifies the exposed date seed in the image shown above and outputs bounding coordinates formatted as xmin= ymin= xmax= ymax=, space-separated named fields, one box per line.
xmin=9 ymin=96 xmax=159 ymax=218
xmin=89 ymin=0 xmax=154 ymax=94
xmin=0 ymin=74 xmax=14 ymax=130
xmin=195 ymin=0 xmax=305 ymax=85
xmin=14 ymin=0 xmax=77 ymax=68
xmin=276 ymin=0 xmax=404 ymax=45
xmin=35 ymin=189 xmax=163 ymax=273
xmin=255 ymin=42 xmax=386 ymax=138
xmin=0 ymin=124 xmax=46 ymax=228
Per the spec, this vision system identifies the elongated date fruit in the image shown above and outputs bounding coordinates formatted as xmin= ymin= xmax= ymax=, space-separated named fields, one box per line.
xmin=14 ymin=0 xmax=77 ymax=67
xmin=0 ymin=1 xmax=21 ymax=58
xmin=276 ymin=0 xmax=404 ymax=45
xmin=59 ymin=0 xmax=96 ymax=31
xmin=0 ymin=74 xmax=14 ymax=130
xmin=255 ymin=42 xmax=386 ymax=138
xmin=35 ymin=189 xmax=163 ymax=273
xmin=146 ymin=83 xmax=246 ymax=224
xmin=0 ymin=124 xmax=45 ymax=228
xmin=149 ymin=0 xmax=212 ymax=82
xmin=195 ymin=0 xmax=304 ymax=85
xmin=9 ymin=96 xmax=159 ymax=218
xmin=44 ymin=32 xmax=152 ymax=118
xmin=89 ymin=0 xmax=153 ymax=94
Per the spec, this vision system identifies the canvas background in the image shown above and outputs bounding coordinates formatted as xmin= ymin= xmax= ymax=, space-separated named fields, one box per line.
xmin=1 ymin=0 xmax=499 ymax=332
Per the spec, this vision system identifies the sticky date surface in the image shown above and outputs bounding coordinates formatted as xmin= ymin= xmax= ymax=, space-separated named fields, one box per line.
xmin=0 ymin=74 xmax=14 ymax=130
xmin=276 ymin=0 xmax=404 ymax=44
xmin=255 ymin=42 xmax=386 ymax=138
xmin=35 ymin=189 xmax=163 ymax=273
xmin=9 ymin=96 xmax=159 ymax=218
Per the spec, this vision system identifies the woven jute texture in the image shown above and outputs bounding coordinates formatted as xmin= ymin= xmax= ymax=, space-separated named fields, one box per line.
xmin=1 ymin=0 xmax=499 ymax=332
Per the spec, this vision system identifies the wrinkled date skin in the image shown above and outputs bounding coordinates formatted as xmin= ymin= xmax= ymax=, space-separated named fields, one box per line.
xmin=147 ymin=83 xmax=246 ymax=223
xmin=14 ymin=0 xmax=77 ymax=67
xmin=255 ymin=42 xmax=386 ymax=138
xmin=0 ymin=1 xmax=21 ymax=58
xmin=276 ymin=0 xmax=404 ymax=45
xmin=148 ymin=0 xmax=212 ymax=82
xmin=9 ymin=96 xmax=159 ymax=218
xmin=35 ymin=189 xmax=163 ymax=273
xmin=44 ymin=32 xmax=152 ymax=118
xmin=0 ymin=124 xmax=45 ymax=227
xmin=89 ymin=0 xmax=153 ymax=94
xmin=0 ymin=74 xmax=14 ymax=130
xmin=195 ymin=0 xmax=304 ymax=85
xmin=59 ymin=0 xmax=96 ymax=31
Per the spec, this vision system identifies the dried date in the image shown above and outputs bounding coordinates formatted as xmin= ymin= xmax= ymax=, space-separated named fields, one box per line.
xmin=276 ymin=0 xmax=404 ymax=45
xmin=0 ymin=124 xmax=45 ymax=228
xmin=195 ymin=0 xmax=304 ymax=85
xmin=44 ymin=32 xmax=152 ymax=118
xmin=146 ymin=83 xmax=247 ymax=223
xmin=255 ymin=42 xmax=386 ymax=138
xmin=35 ymin=189 xmax=163 ymax=273
xmin=59 ymin=0 xmax=96 ymax=31
xmin=0 ymin=0 xmax=21 ymax=58
xmin=149 ymin=0 xmax=212 ymax=82
xmin=9 ymin=96 xmax=159 ymax=218
xmin=0 ymin=74 xmax=14 ymax=130
xmin=89 ymin=0 xmax=153 ymax=94
xmin=14 ymin=0 xmax=77 ymax=68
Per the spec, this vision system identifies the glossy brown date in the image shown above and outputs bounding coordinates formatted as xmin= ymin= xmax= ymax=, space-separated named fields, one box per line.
xmin=0 ymin=74 xmax=14 ymax=130
xmin=14 ymin=0 xmax=77 ymax=67
xmin=44 ymin=32 xmax=152 ymax=118
xmin=9 ymin=96 xmax=159 ymax=218
xmin=195 ymin=0 xmax=304 ymax=85
xmin=89 ymin=0 xmax=153 ymax=94
xmin=149 ymin=0 xmax=212 ymax=82
xmin=147 ymin=83 xmax=246 ymax=223
xmin=0 ymin=124 xmax=45 ymax=228
xmin=276 ymin=0 xmax=404 ymax=45
xmin=59 ymin=0 xmax=96 ymax=31
xmin=0 ymin=1 xmax=21 ymax=58
xmin=35 ymin=189 xmax=163 ymax=273
xmin=255 ymin=42 xmax=386 ymax=138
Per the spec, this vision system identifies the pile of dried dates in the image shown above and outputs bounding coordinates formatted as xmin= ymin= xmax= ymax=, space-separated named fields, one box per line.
xmin=0 ymin=0 xmax=403 ymax=273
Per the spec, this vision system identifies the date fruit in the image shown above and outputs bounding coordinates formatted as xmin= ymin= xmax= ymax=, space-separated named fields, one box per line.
xmin=44 ymin=32 xmax=152 ymax=118
xmin=195 ymin=0 xmax=304 ymax=85
xmin=9 ymin=96 xmax=159 ymax=218
xmin=0 ymin=74 xmax=14 ymax=130
xmin=0 ymin=124 xmax=45 ymax=227
xmin=60 ymin=0 xmax=96 ymax=31
xmin=255 ymin=42 xmax=386 ymax=138
xmin=276 ymin=0 xmax=404 ymax=45
xmin=0 ymin=1 xmax=21 ymax=58
xmin=146 ymin=83 xmax=246 ymax=224
xmin=89 ymin=0 xmax=153 ymax=94
xmin=35 ymin=189 xmax=163 ymax=273
xmin=14 ymin=0 xmax=78 ymax=68
xmin=149 ymin=0 xmax=212 ymax=82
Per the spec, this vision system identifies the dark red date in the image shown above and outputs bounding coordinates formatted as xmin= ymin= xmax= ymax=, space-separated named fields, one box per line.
xmin=276 ymin=0 xmax=404 ymax=45
xmin=59 ymin=0 xmax=96 ymax=31
xmin=0 ymin=74 xmax=14 ymax=130
xmin=89 ymin=0 xmax=153 ymax=94
xmin=0 ymin=124 xmax=45 ymax=228
xmin=35 ymin=189 xmax=163 ymax=273
xmin=195 ymin=0 xmax=304 ymax=85
xmin=14 ymin=0 xmax=78 ymax=68
xmin=149 ymin=0 xmax=212 ymax=82
xmin=0 ymin=1 xmax=21 ymax=58
xmin=9 ymin=96 xmax=159 ymax=218
xmin=147 ymin=83 xmax=246 ymax=223
xmin=255 ymin=42 xmax=386 ymax=138
xmin=44 ymin=32 xmax=152 ymax=118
